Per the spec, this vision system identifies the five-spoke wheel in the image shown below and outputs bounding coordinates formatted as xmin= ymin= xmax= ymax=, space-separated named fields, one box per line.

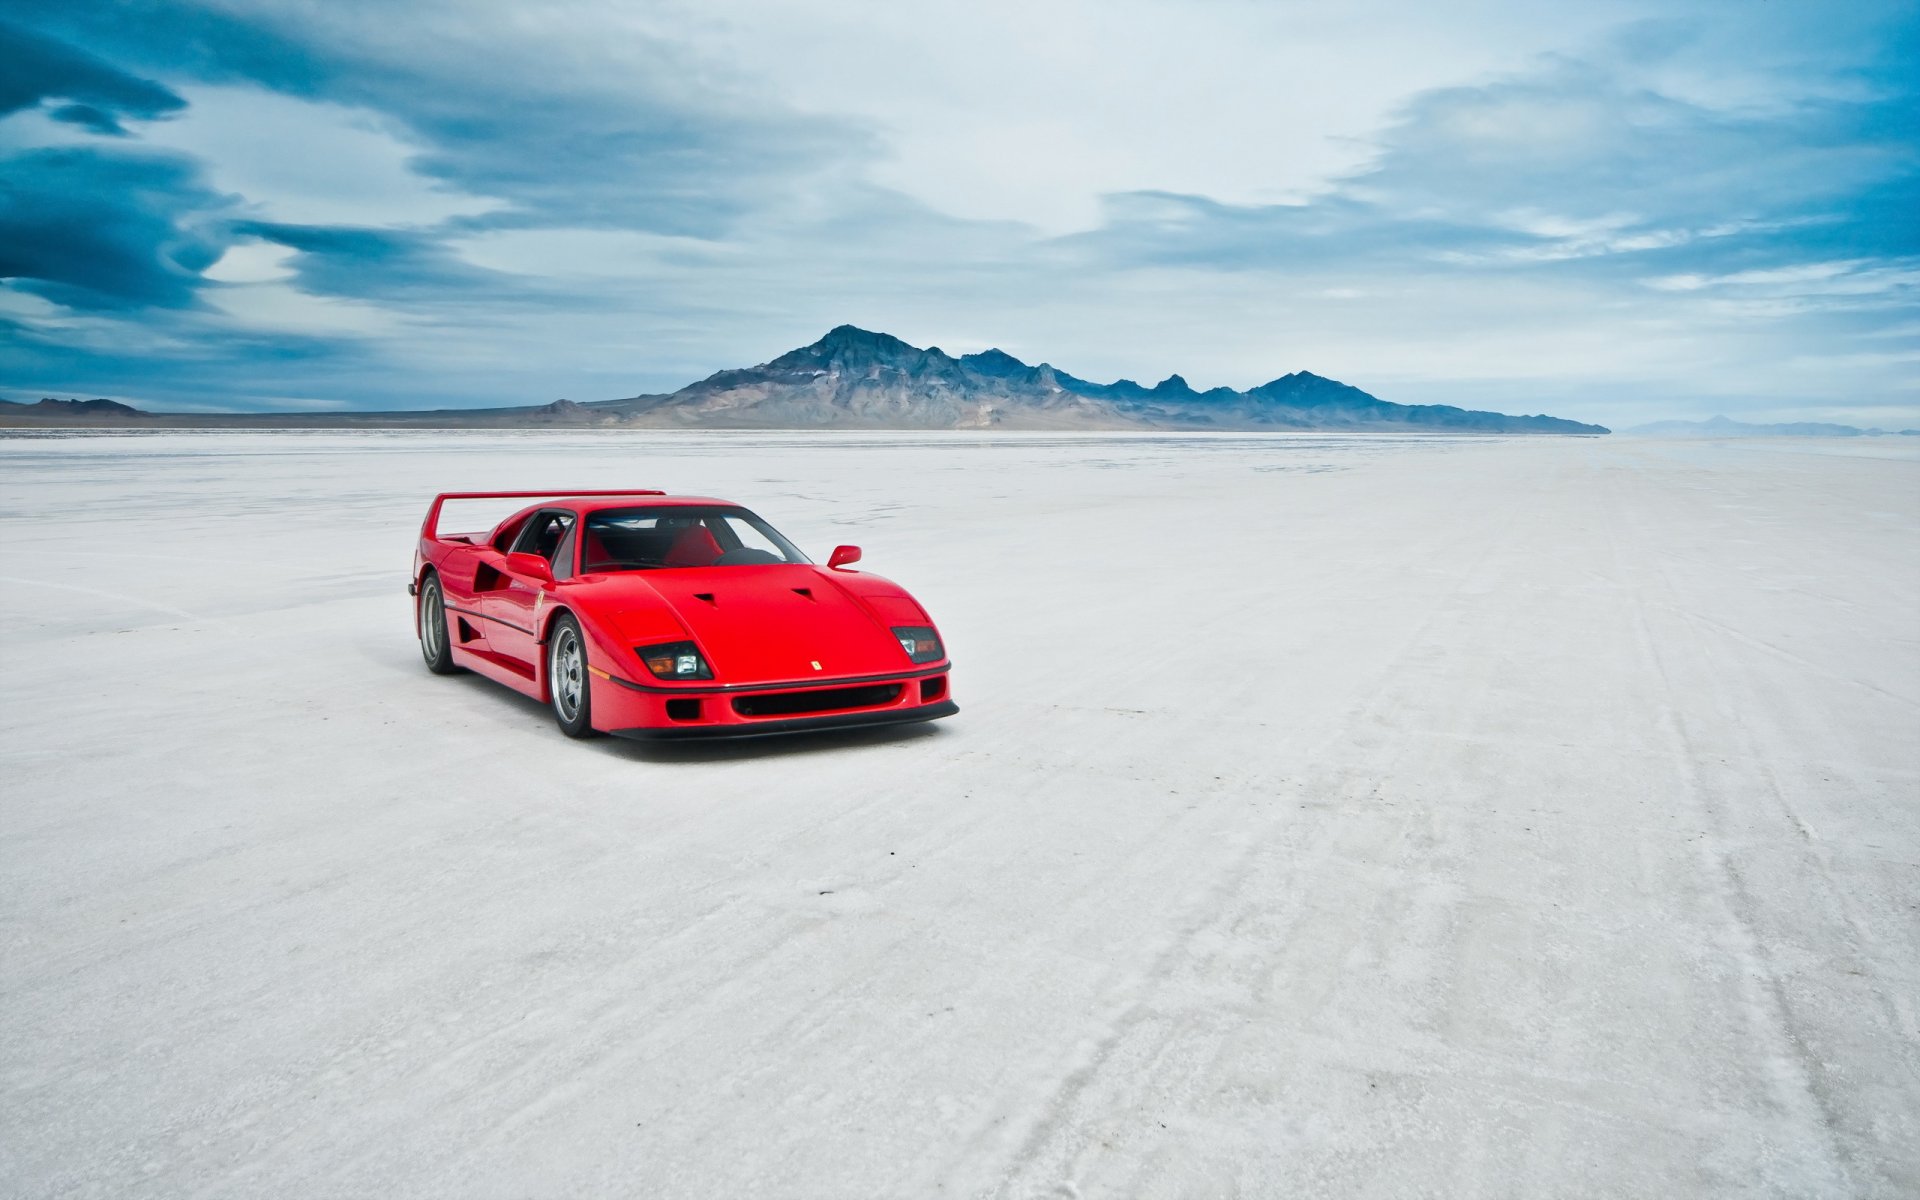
xmin=417 ymin=572 xmax=458 ymax=675
xmin=547 ymin=613 xmax=596 ymax=737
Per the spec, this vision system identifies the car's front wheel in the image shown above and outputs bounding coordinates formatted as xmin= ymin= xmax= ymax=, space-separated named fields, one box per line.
xmin=547 ymin=614 xmax=596 ymax=738
xmin=418 ymin=572 xmax=458 ymax=675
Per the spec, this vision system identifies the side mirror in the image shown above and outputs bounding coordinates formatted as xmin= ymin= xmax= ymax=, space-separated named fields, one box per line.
xmin=827 ymin=544 xmax=862 ymax=570
xmin=505 ymin=551 xmax=555 ymax=584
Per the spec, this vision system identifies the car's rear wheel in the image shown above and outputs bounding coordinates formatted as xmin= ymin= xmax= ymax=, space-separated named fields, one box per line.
xmin=547 ymin=614 xmax=596 ymax=738
xmin=418 ymin=572 xmax=458 ymax=675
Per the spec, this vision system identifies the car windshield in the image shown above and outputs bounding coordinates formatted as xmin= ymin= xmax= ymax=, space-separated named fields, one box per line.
xmin=580 ymin=506 xmax=809 ymax=572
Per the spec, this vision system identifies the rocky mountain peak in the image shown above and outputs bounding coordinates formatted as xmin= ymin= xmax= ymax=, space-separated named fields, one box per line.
xmin=958 ymin=348 xmax=1033 ymax=379
xmin=1247 ymin=370 xmax=1363 ymax=405
xmin=817 ymin=324 xmax=915 ymax=356
xmin=760 ymin=325 xmax=930 ymax=377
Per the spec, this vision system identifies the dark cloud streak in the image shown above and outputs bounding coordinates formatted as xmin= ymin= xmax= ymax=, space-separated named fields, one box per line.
xmin=0 ymin=15 xmax=183 ymax=121
xmin=0 ymin=147 xmax=233 ymax=309
xmin=234 ymin=219 xmax=555 ymax=304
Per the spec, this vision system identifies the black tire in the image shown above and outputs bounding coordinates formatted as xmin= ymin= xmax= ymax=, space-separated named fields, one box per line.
xmin=418 ymin=571 xmax=459 ymax=675
xmin=547 ymin=613 xmax=597 ymax=738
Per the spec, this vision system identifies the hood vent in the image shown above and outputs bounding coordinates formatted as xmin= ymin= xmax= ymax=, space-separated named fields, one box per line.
xmin=792 ymin=587 xmax=814 ymax=601
xmin=693 ymin=592 xmax=716 ymax=605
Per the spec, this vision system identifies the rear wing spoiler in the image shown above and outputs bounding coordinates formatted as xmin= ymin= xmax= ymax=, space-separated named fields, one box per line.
xmin=422 ymin=490 xmax=666 ymax=539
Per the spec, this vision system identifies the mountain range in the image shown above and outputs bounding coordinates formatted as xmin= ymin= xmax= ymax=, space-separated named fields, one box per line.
xmin=1 ymin=325 xmax=1608 ymax=434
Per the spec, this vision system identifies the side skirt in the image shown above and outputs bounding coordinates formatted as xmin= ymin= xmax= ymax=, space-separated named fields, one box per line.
xmin=451 ymin=643 xmax=545 ymax=700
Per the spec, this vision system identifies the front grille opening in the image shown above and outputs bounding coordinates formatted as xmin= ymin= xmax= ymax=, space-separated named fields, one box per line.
xmin=665 ymin=698 xmax=702 ymax=722
xmin=732 ymin=684 xmax=902 ymax=718
xmin=919 ymin=676 xmax=947 ymax=702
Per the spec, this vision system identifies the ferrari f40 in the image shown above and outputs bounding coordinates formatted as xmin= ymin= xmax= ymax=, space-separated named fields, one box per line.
xmin=411 ymin=491 xmax=957 ymax=739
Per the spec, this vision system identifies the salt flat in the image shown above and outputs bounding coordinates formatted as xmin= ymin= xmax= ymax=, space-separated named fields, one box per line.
xmin=2 ymin=431 xmax=1915 ymax=1198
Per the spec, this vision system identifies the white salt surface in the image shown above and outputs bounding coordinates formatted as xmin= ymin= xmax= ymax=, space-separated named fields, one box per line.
xmin=2 ymin=431 xmax=1916 ymax=1197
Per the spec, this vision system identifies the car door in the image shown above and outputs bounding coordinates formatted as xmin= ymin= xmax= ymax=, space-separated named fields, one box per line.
xmin=431 ymin=539 xmax=492 ymax=654
xmin=480 ymin=509 xmax=574 ymax=669
xmin=458 ymin=510 xmax=534 ymax=657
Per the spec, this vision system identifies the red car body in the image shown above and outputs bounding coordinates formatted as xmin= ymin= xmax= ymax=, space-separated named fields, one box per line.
xmin=411 ymin=491 xmax=957 ymax=739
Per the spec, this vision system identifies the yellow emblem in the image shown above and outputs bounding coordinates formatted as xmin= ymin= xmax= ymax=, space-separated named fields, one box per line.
xmin=810 ymin=660 xmax=822 ymax=670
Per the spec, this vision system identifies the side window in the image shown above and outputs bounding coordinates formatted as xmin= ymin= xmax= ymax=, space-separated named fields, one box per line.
xmin=511 ymin=511 xmax=576 ymax=565
xmin=551 ymin=518 xmax=578 ymax=581
xmin=492 ymin=514 xmax=531 ymax=552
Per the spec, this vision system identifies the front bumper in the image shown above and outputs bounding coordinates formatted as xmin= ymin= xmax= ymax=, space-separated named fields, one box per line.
xmin=590 ymin=663 xmax=956 ymax=740
xmin=611 ymin=698 xmax=958 ymax=741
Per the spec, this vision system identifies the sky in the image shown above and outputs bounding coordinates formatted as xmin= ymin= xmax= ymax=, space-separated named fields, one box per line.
xmin=1 ymin=0 xmax=1915 ymax=426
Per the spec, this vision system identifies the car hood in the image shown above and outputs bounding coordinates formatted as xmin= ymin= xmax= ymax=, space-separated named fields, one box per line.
xmin=594 ymin=564 xmax=914 ymax=683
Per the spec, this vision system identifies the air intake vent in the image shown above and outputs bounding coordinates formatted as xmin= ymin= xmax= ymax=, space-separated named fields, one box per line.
xmin=732 ymin=684 xmax=902 ymax=718
xmin=665 ymin=698 xmax=701 ymax=721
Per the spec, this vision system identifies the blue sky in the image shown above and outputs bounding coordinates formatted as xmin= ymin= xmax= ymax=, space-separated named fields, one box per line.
xmin=1 ymin=0 xmax=1915 ymax=425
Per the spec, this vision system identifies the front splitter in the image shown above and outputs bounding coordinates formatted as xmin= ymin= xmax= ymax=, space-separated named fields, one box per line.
xmin=610 ymin=699 xmax=958 ymax=741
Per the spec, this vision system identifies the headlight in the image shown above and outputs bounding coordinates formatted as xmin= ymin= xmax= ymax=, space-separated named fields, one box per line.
xmin=636 ymin=641 xmax=713 ymax=680
xmin=891 ymin=625 xmax=943 ymax=664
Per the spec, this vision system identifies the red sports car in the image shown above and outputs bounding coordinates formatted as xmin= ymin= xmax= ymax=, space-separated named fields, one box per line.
xmin=410 ymin=491 xmax=957 ymax=739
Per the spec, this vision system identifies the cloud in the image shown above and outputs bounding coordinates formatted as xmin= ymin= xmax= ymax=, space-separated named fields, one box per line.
xmin=0 ymin=15 xmax=183 ymax=123
xmin=138 ymin=86 xmax=502 ymax=227
xmin=13 ymin=0 xmax=876 ymax=238
xmin=0 ymin=146 xmax=234 ymax=309
xmin=0 ymin=20 xmax=237 ymax=311
xmin=1071 ymin=40 xmax=1918 ymax=281
xmin=232 ymin=220 xmax=532 ymax=303
xmin=46 ymin=102 xmax=132 ymax=136
xmin=632 ymin=0 xmax=1676 ymax=234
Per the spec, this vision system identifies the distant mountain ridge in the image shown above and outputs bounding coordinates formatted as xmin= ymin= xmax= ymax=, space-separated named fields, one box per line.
xmin=598 ymin=326 xmax=1609 ymax=434
xmin=1627 ymin=415 xmax=1920 ymax=438
xmin=0 ymin=397 xmax=150 ymax=422
xmin=2 ymin=325 xmax=1608 ymax=433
